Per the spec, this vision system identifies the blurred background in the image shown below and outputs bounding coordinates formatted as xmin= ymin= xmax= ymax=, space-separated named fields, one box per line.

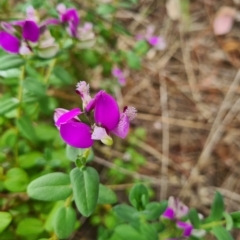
xmin=1 ymin=0 xmax=240 ymax=239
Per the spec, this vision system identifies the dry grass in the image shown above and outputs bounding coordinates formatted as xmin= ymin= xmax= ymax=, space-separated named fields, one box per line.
xmin=69 ymin=0 xmax=240 ymax=238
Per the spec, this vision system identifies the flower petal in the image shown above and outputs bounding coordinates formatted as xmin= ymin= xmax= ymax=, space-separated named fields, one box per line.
xmin=162 ymin=207 xmax=175 ymax=219
xmin=0 ymin=31 xmax=20 ymax=53
xmin=112 ymin=114 xmax=130 ymax=139
xmin=42 ymin=18 xmax=61 ymax=26
xmin=56 ymin=108 xmax=82 ymax=127
xmin=85 ymin=98 xmax=96 ymax=112
xmin=23 ymin=20 xmax=40 ymax=42
xmin=176 ymin=221 xmax=193 ymax=237
xmin=61 ymin=8 xmax=79 ymax=37
xmin=60 ymin=122 xmax=93 ymax=148
xmin=92 ymin=126 xmax=107 ymax=140
xmin=148 ymin=36 xmax=159 ymax=46
xmin=94 ymin=91 xmax=120 ymax=131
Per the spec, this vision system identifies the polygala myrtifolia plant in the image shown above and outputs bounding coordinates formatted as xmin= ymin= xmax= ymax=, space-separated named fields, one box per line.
xmin=97 ymin=184 xmax=240 ymax=240
xmin=24 ymin=81 xmax=137 ymax=239
xmin=1 ymin=2 xmax=240 ymax=240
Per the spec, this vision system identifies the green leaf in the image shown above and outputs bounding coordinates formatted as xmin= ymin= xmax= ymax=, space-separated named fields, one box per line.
xmin=223 ymin=212 xmax=233 ymax=231
xmin=66 ymin=145 xmax=94 ymax=162
xmin=209 ymin=192 xmax=224 ymax=221
xmin=189 ymin=208 xmax=200 ymax=228
xmin=230 ymin=211 xmax=240 ymax=219
xmin=97 ymin=4 xmax=117 ymax=16
xmin=98 ymin=184 xmax=117 ymax=204
xmin=230 ymin=211 xmax=240 ymax=228
xmin=139 ymin=222 xmax=158 ymax=240
xmin=35 ymin=124 xmax=58 ymax=142
xmin=126 ymin=51 xmax=141 ymax=69
xmin=0 ymin=98 xmax=19 ymax=115
xmin=54 ymin=206 xmax=76 ymax=239
xmin=113 ymin=204 xmax=137 ymax=222
xmin=211 ymin=226 xmax=233 ymax=240
xmin=16 ymin=218 xmax=44 ymax=236
xmin=129 ymin=184 xmax=149 ymax=210
xmin=53 ymin=66 xmax=72 ymax=84
xmin=70 ymin=167 xmax=99 ymax=217
xmin=4 ymin=168 xmax=29 ymax=192
xmin=16 ymin=116 xmax=38 ymax=142
xmin=138 ymin=201 xmax=167 ymax=221
xmin=23 ymin=78 xmax=46 ymax=97
xmin=134 ymin=41 xmax=149 ymax=56
xmin=0 ymin=55 xmax=25 ymax=70
xmin=18 ymin=152 xmax=43 ymax=169
xmin=0 ymin=68 xmax=20 ymax=79
xmin=27 ymin=172 xmax=72 ymax=201
xmin=0 ymin=128 xmax=17 ymax=148
xmin=0 ymin=212 xmax=12 ymax=233
xmin=81 ymin=50 xmax=99 ymax=67
xmin=114 ymin=224 xmax=147 ymax=240
xmin=44 ymin=201 xmax=65 ymax=232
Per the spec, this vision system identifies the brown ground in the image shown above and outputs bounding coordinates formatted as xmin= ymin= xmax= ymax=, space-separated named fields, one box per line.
xmin=69 ymin=0 xmax=240 ymax=239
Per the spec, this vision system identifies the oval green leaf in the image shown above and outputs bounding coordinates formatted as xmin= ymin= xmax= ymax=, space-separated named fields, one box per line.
xmin=98 ymin=184 xmax=117 ymax=204
xmin=0 ymin=55 xmax=25 ymax=70
xmin=27 ymin=172 xmax=72 ymax=201
xmin=211 ymin=226 xmax=233 ymax=240
xmin=113 ymin=204 xmax=137 ymax=222
xmin=0 ymin=212 xmax=12 ymax=233
xmin=70 ymin=167 xmax=99 ymax=217
xmin=0 ymin=98 xmax=19 ymax=115
xmin=16 ymin=218 xmax=43 ymax=236
xmin=4 ymin=168 xmax=29 ymax=192
xmin=16 ymin=116 xmax=38 ymax=142
xmin=54 ymin=206 xmax=76 ymax=239
xmin=210 ymin=191 xmax=224 ymax=221
xmin=129 ymin=184 xmax=149 ymax=210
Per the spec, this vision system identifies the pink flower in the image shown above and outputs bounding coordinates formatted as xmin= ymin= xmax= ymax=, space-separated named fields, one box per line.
xmin=54 ymin=82 xmax=137 ymax=148
xmin=137 ymin=25 xmax=166 ymax=50
xmin=112 ymin=67 xmax=126 ymax=86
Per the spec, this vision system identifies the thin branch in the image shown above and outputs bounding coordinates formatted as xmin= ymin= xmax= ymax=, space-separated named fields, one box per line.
xmin=159 ymin=76 xmax=169 ymax=200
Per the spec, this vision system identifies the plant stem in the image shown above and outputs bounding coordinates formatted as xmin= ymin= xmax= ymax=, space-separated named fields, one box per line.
xmin=43 ymin=58 xmax=56 ymax=85
xmin=17 ymin=65 xmax=25 ymax=119
xmin=65 ymin=195 xmax=73 ymax=207
xmin=201 ymin=220 xmax=226 ymax=229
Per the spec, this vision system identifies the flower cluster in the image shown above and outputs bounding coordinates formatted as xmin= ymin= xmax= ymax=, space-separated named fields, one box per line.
xmin=0 ymin=4 xmax=95 ymax=57
xmin=54 ymin=81 xmax=137 ymax=148
xmin=112 ymin=67 xmax=126 ymax=86
xmin=163 ymin=197 xmax=206 ymax=239
xmin=136 ymin=25 xmax=166 ymax=50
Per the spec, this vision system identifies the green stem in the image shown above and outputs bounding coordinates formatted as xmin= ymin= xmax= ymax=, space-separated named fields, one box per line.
xmin=14 ymin=65 xmax=25 ymax=164
xmin=17 ymin=65 xmax=25 ymax=118
xmin=50 ymin=233 xmax=59 ymax=240
xmin=201 ymin=220 xmax=226 ymax=229
xmin=64 ymin=195 xmax=73 ymax=208
xmin=158 ymin=232 xmax=171 ymax=240
xmin=43 ymin=58 xmax=56 ymax=85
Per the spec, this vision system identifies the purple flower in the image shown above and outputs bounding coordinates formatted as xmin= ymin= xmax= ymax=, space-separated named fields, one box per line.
xmin=57 ymin=3 xmax=80 ymax=37
xmin=163 ymin=196 xmax=189 ymax=219
xmin=0 ymin=31 xmax=20 ymax=54
xmin=112 ymin=67 xmax=126 ymax=86
xmin=76 ymin=81 xmax=92 ymax=108
xmin=0 ymin=8 xmax=40 ymax=54
xmin=163 ymin=197 xmax=192 ymax=237
xmin=54 ymin=82 xmax=137 ymax=148
xmin=137 ymin=25 xmax=166 ymax=51
xmin=76 ymin=22 xmax=96 ymax=49
xmin=176 ymin=221 xmax=193 ymax=237
xmin=112 ymin=106 xmax=137 ymax=139
xmin=54 ymin=108 xmax=93 ymax=148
